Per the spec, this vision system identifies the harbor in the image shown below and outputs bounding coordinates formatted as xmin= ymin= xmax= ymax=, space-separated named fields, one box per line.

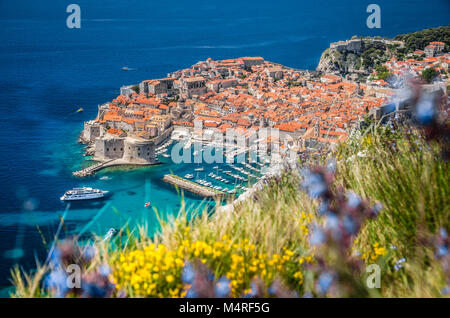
xmin=162 ymin=174 xmax=226 ymax=198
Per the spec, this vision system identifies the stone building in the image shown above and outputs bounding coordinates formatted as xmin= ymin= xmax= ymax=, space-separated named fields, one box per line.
xmin=180 ymin=77 xmax=207 ymax=97
xmin=94 ymin=135 xmax=156 ymax=164
xmin=241 ymin=57 xmax=264 ymax=68
xmin=139 ymin=78 xmax=176 ymax=96
xmin=94 ymin=136 xmax=125 ymax=160
xmin=83 ymin=121 xmax=103 ymax=142
xmin=122 ymin=137 xmax=156 ymax=164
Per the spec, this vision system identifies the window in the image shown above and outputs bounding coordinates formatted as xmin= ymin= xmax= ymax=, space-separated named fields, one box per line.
xmin=138 ymin=153 xmax=140 ymax=156
xmin=121 ymin=148 xmax=123 ymax=151
xmin=113 ymin=148 xmax=116 ymax=151
xmin=106 ymin=148 xmax=109 ymax=151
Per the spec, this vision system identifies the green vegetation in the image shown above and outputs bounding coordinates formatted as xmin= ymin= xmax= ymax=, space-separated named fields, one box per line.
xmin=361 ymin=47 xmax=388 ymax=69
xmin=131 ymin=85 xmax=140 ymax=94
xmin=374 ymin=65 xmax=391 ymax=81
xmin=394 ymin=25 xmax=450 ymax=53
xmin=422 ymin=67 xmax=439 ymax=84
xmin=10 ymin=121 xmax=449 ymax=298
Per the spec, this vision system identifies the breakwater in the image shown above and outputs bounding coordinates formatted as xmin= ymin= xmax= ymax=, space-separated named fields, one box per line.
xmin=162 ymin=174 xmax=225 ymax=198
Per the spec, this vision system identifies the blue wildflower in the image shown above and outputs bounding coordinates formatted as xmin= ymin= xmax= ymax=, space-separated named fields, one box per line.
xmin=437 ymin=245 xmax=448 ymax=258
xmin=326 ymin=158 xmax=337 ymax=173
xmin=181 ymin=262 xmax=195 ymax=284
xmin=98 ymin=264 xmax=111 ymax=277
xmin=268 ymin=283 xmax=276 ymax=296
xmin=44 ymin=267 xmax=68 ymax=298
xmin=415 ymin=93 xmax=436 ymax=125
xmin=244 ymin=281 xmax=258 ymax=298
xmin=317 ymin=272 xmax=334 ymax=295
xmin=324 ymin=213 xmax=339 ymax=231
xmin=185 ymin=287 xmax=198 ymax=298
xmin=83 ymin=245 xmax=96 ymax=262
xmin=346 ymin=191 xmax=361 ymax=209
xmin=82 ymin=282 xmax=108 ymax=298
xmin=318 ymin=200 xmax=330 ymax=215
xmin=300 ymin=168 xmax=327 ymax=198
xmin=48 ymin=247 xmax=62 ymax=269
xmin=343 ymin=215 xmax=357 ymax=235
xmin=309 ymin=225 xmax=325 ymax=246
xmin=214 ymin=277 xmax=231 ymax=298
xmin=439 ymin=228 xmax=448 ymax=239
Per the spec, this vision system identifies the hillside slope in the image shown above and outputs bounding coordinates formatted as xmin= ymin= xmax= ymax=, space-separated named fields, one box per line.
xmin=316 ymin=25 xmax=450 ymax=80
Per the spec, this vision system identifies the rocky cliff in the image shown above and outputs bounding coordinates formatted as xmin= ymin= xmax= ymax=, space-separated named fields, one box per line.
xmin=316 ymin=38 xmax=400 ymax=81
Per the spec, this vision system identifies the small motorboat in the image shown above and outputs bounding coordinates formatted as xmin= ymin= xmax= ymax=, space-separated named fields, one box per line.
xmin=99 ymin=176 xmax=110 ymax=181
xmin=145 ymin=202 xmax=151 ymax=208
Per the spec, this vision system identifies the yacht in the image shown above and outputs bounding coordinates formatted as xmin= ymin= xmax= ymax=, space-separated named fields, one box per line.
xmin=194 ymin=167 xmax=204 ymax=172
xmin=60 ymin=187 xmax=108 ymax=201
xmin=184 ymin=174 xmax=194 ymax=179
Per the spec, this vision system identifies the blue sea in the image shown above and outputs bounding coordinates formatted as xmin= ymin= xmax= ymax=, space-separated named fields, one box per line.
xmin=0 ymin=0 xmax=448 ymax=292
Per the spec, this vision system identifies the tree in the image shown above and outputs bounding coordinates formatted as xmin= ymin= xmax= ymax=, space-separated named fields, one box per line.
xmin=421 ymin=68 xmax=438 ymax=84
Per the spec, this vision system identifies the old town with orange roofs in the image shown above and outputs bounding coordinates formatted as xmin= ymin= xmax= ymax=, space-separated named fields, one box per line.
xmin=80 ymin=39 xmax=448 ymax=168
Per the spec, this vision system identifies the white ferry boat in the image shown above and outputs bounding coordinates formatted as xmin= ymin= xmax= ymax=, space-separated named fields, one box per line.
xmin=60 ymin=187 xmax=109 ymax=201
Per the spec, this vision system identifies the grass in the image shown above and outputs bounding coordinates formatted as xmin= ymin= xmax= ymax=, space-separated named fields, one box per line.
xmin=10 ymin=122 xmax=449 ymax=298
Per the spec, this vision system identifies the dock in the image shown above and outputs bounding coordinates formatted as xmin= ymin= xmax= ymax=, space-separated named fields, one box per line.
xmin=72 ymin=159 xmax=115 ymax=177
xmin=162 ymin=174 xmax=226 ymax=198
